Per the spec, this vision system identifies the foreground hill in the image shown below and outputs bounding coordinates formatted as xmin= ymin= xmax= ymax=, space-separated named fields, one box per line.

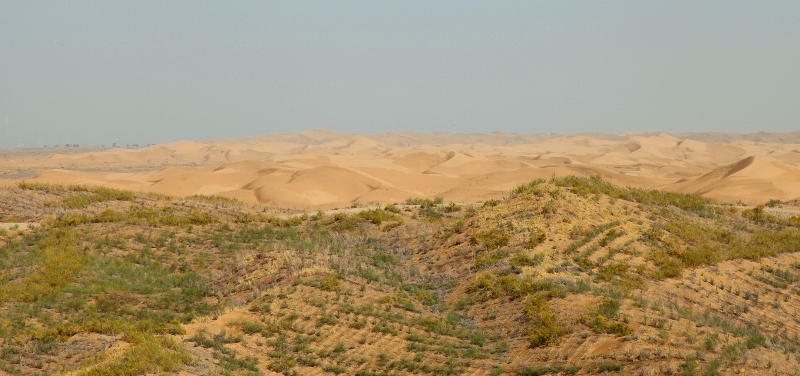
xmin=2 ymin=177 xmax=800 ymax=375
xmin=2 ymin=130 xmax=800 ymax=208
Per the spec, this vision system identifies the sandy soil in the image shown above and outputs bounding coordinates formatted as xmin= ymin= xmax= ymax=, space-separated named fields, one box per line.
xmin=2 ymin=129 xmax=799 ymax=209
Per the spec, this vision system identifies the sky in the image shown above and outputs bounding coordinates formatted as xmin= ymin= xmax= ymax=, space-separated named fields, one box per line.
xmin=1 ymin=1 xmax=799 ymax=147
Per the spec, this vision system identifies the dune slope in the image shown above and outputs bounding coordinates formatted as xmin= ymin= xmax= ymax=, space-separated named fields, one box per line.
xmin=2 ymin=130 xmax=800 ymax=208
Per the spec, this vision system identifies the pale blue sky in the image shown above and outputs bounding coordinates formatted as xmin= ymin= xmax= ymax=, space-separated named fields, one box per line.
xmin=1 ymin=1 xmax=799 ymax=147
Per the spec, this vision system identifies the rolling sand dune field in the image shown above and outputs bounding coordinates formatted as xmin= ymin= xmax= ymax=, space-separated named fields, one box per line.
xmin=2 ymin=129 xmax=800 ymax=209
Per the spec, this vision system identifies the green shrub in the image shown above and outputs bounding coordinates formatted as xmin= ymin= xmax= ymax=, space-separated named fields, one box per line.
xmin=679 ymin=244 xmax=721 ymax=267
xmin=93 ymin=209 xmax=126 ymax=223
xmin=267 ymin=356 xmax=295 ymax=373
xmin=186 ymin=194 xmax=238 ymax=205
xmin=475 ymin=250 xmax=509 ymax=269
xmin=472 ymin=229 xmax=510 ymax=249
xmin=442 ymin=202 xmax=461 ymax=213
xmin=469 ymin=274 xmax=565 ymax=301
xmin=581 ymin=297 xmax=633 ymax=336
xmin=61 ymin=187 xmax=136 ymax=208
xmin=598 ymin=362 xmax=623 ymax=372
xmin=745 ymin=331 xmax=766 ymax=349
xmin=413 ymin=289 xmax=437 ymax=306
xmin=16 ymin=229 xmax=88 ymax=295
xmin=705 ymin=358 xmax=721 ymax=376
xmin=18 ymin=181 xmax=65 ymax=191
xmin=483 ymin=199 xmax=500 ymax=208
xmin=525 ymin=230 xmax=547 ymax=249
xmin=325 ymin=364 xmax=348 ymax=374
xmin=357 ymin=209 xmax=395 ymax=225
xmin=511 ymin=252 xmax=543 ymax=267
xmin=682 ymin=356 xmax=698 ymax=376
xmin=63 ymin=194 xmax=93 ymax=209
xmin=597 ymin=261 xmax=630 ymax=281
xmin=414 ymin=316 xmax=445 ymax=333
xmin=525 ymin=293 xmax=565 ymax=347
xmin=510 ymin=179 xmax=548 ymax=197
xmin=647 ymin=249 xmax=684 ymax=279
xmin=83 ymin=335 xmax=192 ymax=375
xmin=581 ymin=314 xmax=633 ymax=336
xmin=316 ymin=311 xmax=338 ymax=326
xmin=232 ymin=319 xmax=275 ymax=337
xmin=52 ymin=212 xmax=91 ymax=227
xmin=319 ymin=274 xmax=341 ymax=291
xmin=418 ymin=206 xmax=443 ymax=220
xmin=576 ymin=257 xmax=594 ymax=271
xmin=405 ymin=197 xmax=443 ymax=208
xmin=597 ymin=297 xmax=622 ymax=317
xmin=518 ymin=364 xmax=580 ymax=376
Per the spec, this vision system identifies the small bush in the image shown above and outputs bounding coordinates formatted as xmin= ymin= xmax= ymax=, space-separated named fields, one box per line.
xmin=93 ymin=209 xmax=126 ymax=223
xmin=405 ymin=197 xmax=443 ymax=208
xmin=648 ymin=249 xmax=684 ymax=279
xmin=511 ymin=252 xmax=543 ymax=267
xmin=525 ymin=229 xmax=547 ymax=249
xmin=358 ymin=209 xmax=394 ymax=225
xmin=597 ymin=261 xmax=630 ymax=282
xmin=745 ymin=331 xmax=766 ymax=349
xmin=325 ymin=364 xmax=348 ymax=374
xmin=17 ymin=181 xmax=65 ymax=192
xmin=525 ymin=293 xmax=565 ymax=347
xmin=482 ymin=199 xmax=500 ymax=207
xmin=682 ymin=356 xmax=698 ymax=376
xmin=413 ymin=289 xmax=437 ymax=306
xmin=518 ymin=364 xmax=580 ymax=376
xmin=469 ymin=274 xmax=565 ymax=301
xmin=472 ymin=229 xmax=511 ymax=250
xmin=582 ymin=314 xmax=633 ymax=336
xmin=319 ymin=274 xmax=341 ymax=291
xmin=232 ymin=319 xmax=275 ymax=337
xmin=598 ymin=362 xmax=623 ymax=372
xmin=414 ymin=316 xmax=445 ymax=333
xmin=581 ymin=297 xmax=633 ymax=336
xmin=267 ymin=356 xmax=296 ymax=373
xmin=84 ymin=335 xmax=192 ymax=375
xmin=510 ymin=179 xmax=548 ymax=197
xmin=597 ymin=297 xmax=621 ymax=317
xmin=475 ymin=250 xmax=509 ymax=269
xmin=61 ymin=187 xmax=136 ymax=208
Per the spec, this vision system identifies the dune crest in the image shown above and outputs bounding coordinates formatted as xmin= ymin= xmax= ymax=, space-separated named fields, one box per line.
xmin=670 ymin=156 xmax=800 ymax=202
xmin=3 ymin=130 xmax=800 ymax=208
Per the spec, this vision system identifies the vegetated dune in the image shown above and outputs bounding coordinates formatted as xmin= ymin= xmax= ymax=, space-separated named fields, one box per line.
xmin=4 ymin=176 xmax=800 ymax=375
xmin=2 ymin=130 xmax=800 ymax=208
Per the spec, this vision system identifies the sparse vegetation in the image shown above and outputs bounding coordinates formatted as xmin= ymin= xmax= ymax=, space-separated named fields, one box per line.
xmin=2 ymin=175 xmax=799 ymax=374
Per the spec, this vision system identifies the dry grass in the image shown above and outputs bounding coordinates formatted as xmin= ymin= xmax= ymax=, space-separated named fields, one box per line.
xmin=2 ymin=176 xmax=800 ymax=374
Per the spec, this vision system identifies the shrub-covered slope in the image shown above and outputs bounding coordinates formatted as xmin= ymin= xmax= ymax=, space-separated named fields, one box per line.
xmin=1 ymin=177 xmax=800 ymax=375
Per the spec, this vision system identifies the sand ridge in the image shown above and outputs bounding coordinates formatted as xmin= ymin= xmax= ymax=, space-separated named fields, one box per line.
xmin=2 ymin=130 xmax=800 ymax=209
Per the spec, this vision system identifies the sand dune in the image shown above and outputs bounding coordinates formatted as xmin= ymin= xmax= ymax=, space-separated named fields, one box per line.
xmin=670 ymin=156 xmax=800 ymax=202
xmin=3 ymin=130 xmax=800 ymax=208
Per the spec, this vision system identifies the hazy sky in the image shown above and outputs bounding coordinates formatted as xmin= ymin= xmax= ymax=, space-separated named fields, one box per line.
xmin=2 ymin=2 xmax=799 ymax=147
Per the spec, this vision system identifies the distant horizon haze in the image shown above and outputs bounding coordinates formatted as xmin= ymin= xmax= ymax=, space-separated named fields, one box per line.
xmin=2 ymin=2 xmax=799 ymax=147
